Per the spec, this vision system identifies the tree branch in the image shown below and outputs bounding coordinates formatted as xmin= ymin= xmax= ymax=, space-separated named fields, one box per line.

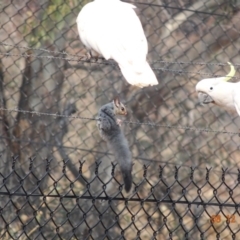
xmin=0 ymin=58 xmax=12 ymax=153
xmin=54 ymin=102 xmax=88 ymax=185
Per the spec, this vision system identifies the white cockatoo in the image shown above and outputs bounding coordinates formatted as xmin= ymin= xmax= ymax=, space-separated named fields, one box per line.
xmin=195 ymin=62 xmax=240 ymax=115
xmin=76 ymin=0 xmax=158 ymax=88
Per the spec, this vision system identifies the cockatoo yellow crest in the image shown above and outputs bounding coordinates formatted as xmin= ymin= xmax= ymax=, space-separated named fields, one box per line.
xmin=223 ymin=62 xmax=236 ymax=82
xmin=76 ymin=0 xmax=158 ymax=88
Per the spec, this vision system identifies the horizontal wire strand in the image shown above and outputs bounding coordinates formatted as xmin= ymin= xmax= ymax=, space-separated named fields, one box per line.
xmin=123 ymin=1 xmax=230 ymax=17
xmin=0 ymin=190 xmax=238 ymax=208
xmin=2 ymin=41 xmax=240 ymax=67
xmin=0 ymin=42 xmax=80 ymax=57
xmin=0 ymin=135 xmax=239 ymax=176
xmin=1 ymin=107 xmax=239 ymax=136
xmin=1 ymin=52 xmax=240 ymax=80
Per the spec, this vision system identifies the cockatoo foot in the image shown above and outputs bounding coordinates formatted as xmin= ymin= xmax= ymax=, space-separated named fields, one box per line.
xmin=78 ymin=51 xmax=92 ymax=62
xmin=93 ymin=53 xmax=105 ymax=62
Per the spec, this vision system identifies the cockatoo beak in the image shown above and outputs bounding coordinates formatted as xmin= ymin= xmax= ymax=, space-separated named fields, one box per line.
xmin=198 ymin=92 xmax=214 ymax=105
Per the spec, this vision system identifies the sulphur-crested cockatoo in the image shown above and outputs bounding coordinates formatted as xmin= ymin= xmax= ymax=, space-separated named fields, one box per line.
xmin=76 ymin=0 xmax=158 ymax=88
xmin=195 ymin=62 xmax=240 ymax=115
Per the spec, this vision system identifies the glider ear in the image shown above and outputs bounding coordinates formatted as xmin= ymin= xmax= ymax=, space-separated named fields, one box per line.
xmin=113 ymin=96 xmax=120 ymax=107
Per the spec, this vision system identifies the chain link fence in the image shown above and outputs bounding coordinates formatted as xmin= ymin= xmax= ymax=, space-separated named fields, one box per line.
xmin=1 ymin=157 xmax=240 ymax=239
xmin=0 ymin=0 xmax=240 ymax=239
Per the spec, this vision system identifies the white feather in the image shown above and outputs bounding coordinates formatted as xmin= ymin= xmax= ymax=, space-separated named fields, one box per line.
xmin=76 ymin=0 xmax=158 ymax=87
xmin=196 ymin=78 xmax=240 ymax=114
xmin=233 ymin=84 xmax=240 ymax=116
xmin=196 ymin=63 xmax=240 ymax=115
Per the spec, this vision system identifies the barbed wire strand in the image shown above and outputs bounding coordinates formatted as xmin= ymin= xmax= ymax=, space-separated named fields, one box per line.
xmin=154 ymin=60 xmax=240 ymax=67
xmin=0 ymin=42 xmax=80 ymax=57
xmin=1 ymin=51 xmax=240 ymax=80
xmin=1 ymin=107 xmax=239 ymax=136
xmin=2 ymin=41 xmax=240 ymax=67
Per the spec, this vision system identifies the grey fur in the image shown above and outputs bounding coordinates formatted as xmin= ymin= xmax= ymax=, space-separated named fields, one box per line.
xmin=97 ymin=102 xmax=132 ymax=192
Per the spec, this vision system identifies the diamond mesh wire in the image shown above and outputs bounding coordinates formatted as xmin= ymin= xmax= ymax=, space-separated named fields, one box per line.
xmin=1 ymin=0 xmax=240 ymax=239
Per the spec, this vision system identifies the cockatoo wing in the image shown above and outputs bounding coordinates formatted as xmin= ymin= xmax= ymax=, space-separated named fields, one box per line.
xmin=233 ymin=85 xmax=240 ymax=116
xmin=76 ymin=2 xmax=112 ymax=59
xmin=76 ymin=0 xmax=158 ymax=87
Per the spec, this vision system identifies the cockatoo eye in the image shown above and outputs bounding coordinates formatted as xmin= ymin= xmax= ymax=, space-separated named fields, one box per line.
xmin=210 ymin=87 xmax=213 ymax=90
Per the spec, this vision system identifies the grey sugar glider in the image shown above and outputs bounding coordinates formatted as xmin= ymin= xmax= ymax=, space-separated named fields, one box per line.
xmin=97 ymin=97 xmax=132 ymax=192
